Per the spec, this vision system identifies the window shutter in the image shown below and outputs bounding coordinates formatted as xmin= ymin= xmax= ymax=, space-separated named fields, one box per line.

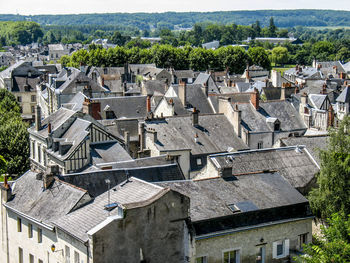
xmin=284 ymin=239 xmax=290 ymax=256
xmin=272 ymin=242 xmax=277 ymax=259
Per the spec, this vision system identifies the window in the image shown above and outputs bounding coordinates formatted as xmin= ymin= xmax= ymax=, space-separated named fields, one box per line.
xmin=257 ymin=141 xmax=263 ymax=149
xmin=65 ymin=246 xmax=70 ymax=263
xmin=274 ymin=122 xmax=280 ymax=131
xmin=74 ymin=251 xmax=80 ymax=263
xmin=38 ymin=145 xmax=41 ymax=163
xmin=196 ymin=256 xmax=207 ymax=263
xmin=196 ymin=158 xmax=202 ymax=166
xmin=31 ymin=106 xmax=35 ymax=114
xmin=17 ymin=96 xmax=22 ymax=102
xmin=31 ymin=95 xmax=36 ymax=102
xmin=37 ymin=227 xmax=42 ymax=243
xmin=223 ymin=249 xmax=240 ymax=263
xmin=17 ymin=217 xmax=22 ymax=232
xmin=29 ymin=254 xmax=34 ymax=263
xmin=32 ymin=141 xmax=36 ymax=159
xmin=18 ymin=247 xmax=23 ymax=263
xmin=105 ymin=110 xmax=116 ymax=119
xmin=272 ymin=239 xmax=289 ymax=259
xmin=256 ymin=246 xmax=265 ymax=263
xmin=38 ymin=259 xmax=43 ymax=263
xmin=28 ymin=223 xmax=33 ymax=238
xmin=299 ymin=233 xmax=308 ymax=249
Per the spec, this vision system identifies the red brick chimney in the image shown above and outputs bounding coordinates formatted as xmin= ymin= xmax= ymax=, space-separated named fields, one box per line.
xmin=83 ymin=98 xmax=101 ymax=120
xmin=328 ymin=104 xmax=334 ymax=127
xmin=251 ymin=88 xmax=260 ymax=110
xmin=146 ymin=95 xmax=151 ymax=113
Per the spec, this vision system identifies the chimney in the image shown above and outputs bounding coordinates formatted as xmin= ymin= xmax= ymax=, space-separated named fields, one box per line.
xmin=43 ymin=164 xmax=59 ymax=189
xmin=192 ymin=107 xmax=199 ymax=126
xmin=265 ymin=78 xmax=269 ymax=88
xmin=233 ymin=104 xmax=242 ymax=137
xmin=245 ymin=64 xmax=249 ymax=80
xmin=202 ymin=81 xmax=208 ymax=97
xmin=295 ymin=86 xmax=299 ymax=94
xmin=123 ymin=81 xmax=127 ymax=96
xmin=101 ymin=77 xmax=105 ymax=87
xmin=148 ymin=128 xmax=157 ymax=143
xmin=35 ymin=105 xmax=41 ymax=131
xmin=146 ymin=95 xmax=151 ymax=113
xmin=48 ymin=123 xmax=52 ymax=134
xmin=178 ymin=81 xmax=187 ymax=107
xmin=250 ymin=88 xmax=259 ymax=110
xmin=328 ymin=104 xmax=334 ymax=127
xmin=1 ymin=175 xmax=12 ymax=202
xmin=83 ymin=98 xmax=101 ymax=120
xmin=321 ymin=84 xmax=327 ymax=94
xmin=280 ymin=83 xmax=286 ymax=100
xmin=139 ymin=123 xmax=145 ymax=151
xmin=124 ymin=131 xmax=130 ymax=154
xmin=340 ymin=72 xmax=346 ymax=80
xmin=317 ymin=64 xmax=321 ymax=71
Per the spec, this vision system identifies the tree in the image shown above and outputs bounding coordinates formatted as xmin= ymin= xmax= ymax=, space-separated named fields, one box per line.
xmin=295 ymin=213 xmax=350 ymax=263
xmin=268 ymin=17 xmax=277 ymax=37
xmin=308 ymin=116 xmax=350 ymax=220
xmin=247 ymin=47 xmax=271 ymax=70
xmin=216 ymin=46 xmax=249 ymax=73
xmin=311 ymin=41 xmax=335 ymax=61
xmin=189 ymin=48 xmax=212 ymax=71
xmin=0 ymin=89 xmax=29 ymax=176
xmin=271 ymin=46 xmax=289 ymax=66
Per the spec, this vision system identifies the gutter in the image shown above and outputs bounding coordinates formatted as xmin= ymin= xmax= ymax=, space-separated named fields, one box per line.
xmin=3 ymin=204 xmax=54 ymax=231
xmin=195 ymin=216 xmax=314 ymax=240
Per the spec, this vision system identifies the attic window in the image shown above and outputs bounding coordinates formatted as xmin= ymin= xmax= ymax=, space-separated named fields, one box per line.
xmin=104 ymin=202 xmax=119 ymax=211
xmin=274 ymin=122 xmax=280 ymax=131
xmin=227 ymin=204 xmax=241 ymax=213
xmin=196 ymin=158 xmax=202 ymax=166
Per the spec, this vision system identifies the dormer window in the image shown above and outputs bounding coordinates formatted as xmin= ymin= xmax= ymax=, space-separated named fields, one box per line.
xmin=106 ymin=110 xmax=116 ymax=119
xmin=274 ymin=122 xmax=280 ymax=131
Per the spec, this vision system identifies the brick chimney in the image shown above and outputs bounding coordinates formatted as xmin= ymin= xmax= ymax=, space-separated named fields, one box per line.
xmin=328 ymin=104 xmax=334 ymax=127
xmin=35 ymin=105 xmax=41 ymax=131
xmin=43 ymin=164 xmax=59 ymax=189
xmin=321 ymin=84 xmax=327 ymax=94
xmin=250 ymin=88 xmax=259 ymax=110
xmin=146 ymin=95 xmax=151 ymax=113
xmin=83 ymin=98 xmax=101 ymax=120
xmin=178 ymin=81 xmax=187 ymax=107
xmin=233 ymin=104 xmax=242 ymax=137
xmin=192 ymin=107 xmax=199 ymax=126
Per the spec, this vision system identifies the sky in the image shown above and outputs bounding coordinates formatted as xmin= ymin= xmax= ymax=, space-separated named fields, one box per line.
xmin=0 ymin=0 xmax=349 ymax=15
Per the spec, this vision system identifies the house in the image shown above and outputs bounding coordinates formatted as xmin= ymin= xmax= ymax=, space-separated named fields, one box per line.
xmin=48 ymin=44 xmax=69 ymax=61
xmin=0 ymin=61 xmax=43 ymax=120
xmin=284 ymin=65 xmax=323 ymax=85
xmin=171 ymin=69 xmax=196 ymax=84
xmin=142 ymin=111 xmax=248 ymax=178
xmin=0 ymin=167 xmax=190 ymax=263
xmin=218 ymin=89 xmax=307 ymax=149
xmin=158 ymin=171 xmax=313 ymax=263
xmin=336 ymin=85 xmax=350 ymax=120
xmin=28 ymin=106 xmax=129 ymax=174
xmin=0 ymin=52 xmax=15 ymax=67
xmin=195 ymin=145 xmax=320 ymax=195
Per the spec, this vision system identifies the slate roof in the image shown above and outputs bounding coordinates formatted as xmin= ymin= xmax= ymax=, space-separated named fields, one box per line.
xmin=237 ymin=100 xmax=306 ymax=132
xmin=157 ymin=172 xmax=307 ymax=222
xmin=193 ymin=73 xmax=220 ymax=94
xmin=263 ymin=86 xmax=296 ymax=101
xmin=54 ymin=177 xmax=167 ymax=242
xmin=308 ymin=94 xmax=328 ymax=110
xmin=91 ymin=141 xmax=132 ymax=164
xmin=278 ymin=136 xmax=328 ymax=165
xmin=173 ymin=70 xmax=195 ymax=79
xmin=62 ymin=92 xmax=88 ymax=112
xmin=143 ymin=80 xmax=167 ymax=96
xmin=145 ymin=114 xmax=248 ymax=154
xmin=101 ymin=155 xmax=176 ymax=169
xmin=208 ymin=146 xmax=319 ymax=190
xmin=94 ymin=96 xmax=147 ymax=119
xmin=5 ymin=170 xmax=87 ymax=228
xmin=170 ymin=84 xmax=214 ymax=114
xmin=336 ymin=86 xmax=350 ymax=103
xmin=59 ymin=163 xmax=184 ymax=197
xmin=11 ymin=76 xmax=40 ymax=92
xmin=208 ymin=93 xmax=251 ymax=113
xmin=163 ymin=97 xmax=190 ymax=116
xmin=284 ymin=67 xmax=322 ymax=80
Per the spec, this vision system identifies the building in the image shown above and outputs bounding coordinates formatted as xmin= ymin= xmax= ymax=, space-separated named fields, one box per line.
xmin=336 ymin=86 xmax=350 ymax=121
xmin=48 ymin=44 xmax=69 ymax=61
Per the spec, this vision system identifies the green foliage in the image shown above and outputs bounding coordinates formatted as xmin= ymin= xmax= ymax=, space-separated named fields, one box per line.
xmin=0 ymin=155 xmax=7 ymax=175
xmin=216 ymin=46 xmax=249 ymax=73
xmin=0 ymin=89 xmax=29 ymax=176
xmin=295 ymin=213 xmax=350 ymax=263
xmin=248 ymin=47 xmax=271 ymax=70
xmin=0 ymin=21 xmax=43 ymax=45
xmin=308 ymin=116 xmax=350 ymax=220
xmin=271 ymin=46 xmax=289 ymax=66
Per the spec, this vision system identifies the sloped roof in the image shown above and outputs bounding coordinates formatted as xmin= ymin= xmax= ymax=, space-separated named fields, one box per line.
xmin=145 ymin=114 xmax=248 ymax=154
xmin=336 ymin=86 xmax=350 ymax=103
xmin=157 ymin=172 xmax=307 ymax=222
xmin=309 ymin=94 xmax=327 ymax=110
xmin=5 ymin=171 xmax=87 ymax=228
xmin=91 ymin=141 xmax=132 ymax=164
xmin=11 ymin=76 xmax=40 ymax=92
xmin=54 ymin=177 xmax=167 ymax=242
xmin=208 ymin=146 xmax=319 ymax=190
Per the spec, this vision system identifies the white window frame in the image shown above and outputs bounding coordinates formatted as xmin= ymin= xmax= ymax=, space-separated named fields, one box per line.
xmin=272 ymin=239 xmax=289 ymax=259
xmin=222 ymin=248 xmax=241 ymax=263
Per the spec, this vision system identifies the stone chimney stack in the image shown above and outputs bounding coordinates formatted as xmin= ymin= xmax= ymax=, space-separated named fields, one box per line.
xmin=250 ymin=88 xmax=260 ymax=110
xmin=148 ymin=128 xmax=157 ymax=143
xmin=178 ymin=81 xmax=187 ymax=107
xmin=1 ymin=175 xmax=12 ymax=202
xmin=43 ymin=164 xmax=59 ymax=190
xmin=280 ymin=83 xmax=286 ymax=100
xmin=299 ymin=92 xmax=308 ymax=115
xmin=138 ymin=122 xmax=145 ymax=151
xmin=233 ymin=104 xmax=242 ymax=137
xmin=35 ymin=104 xmax=41 ymax=131
xmin=192 ymin=107 xmax=199 ymax=126
xmin=146 ymin=95 xmax=151 ymax=113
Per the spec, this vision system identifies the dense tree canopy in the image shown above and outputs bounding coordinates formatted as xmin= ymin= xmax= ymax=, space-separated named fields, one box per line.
xmin=0 ymin=89 xmax=29 ymax=176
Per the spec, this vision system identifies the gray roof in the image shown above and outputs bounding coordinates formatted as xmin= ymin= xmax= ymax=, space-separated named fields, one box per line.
xmin=208 ymin=93 xmax=251 ymax=113
xmin=143 ymin=80 xmax=167 ymax=96
xmin=54 ymin=177 xmax=167 ymax=242
xmin=278 ymin=136 xmax=328 ymax=165
xmin=238 ymin=100 xmax=306 ymax=132
xmin=59 ymin=163 xmax=184 ymax=197
xmin=309 ymin=94 xmax=328 ymax=110
xmin=193 ymin=73 xmax=219 ymax=94
xmin=91 ymin=141 xmax=132 ymax=164
xmin=62 ymin=92 xmax=87 ymax=112
xmin=284 ymin=67 xmax=322 ymax=80
xmin=145 ymin=114 xmax=248 ymax=154
xmin=5 ymin=171 xmax=87 ymax=228
xmin=263 ymin=86 xmax=296 ymax=101
xmin=104 ymin=155 xmax=176 ymax=169
xmin=208 ymin=146 xmax=319 ymax=190
xmin=94 ymin=96 xmax=147 ymax=119
xmin=173 ymin=70 xmax=195 ymax=79
xmin=11 ymin=76 xmax=40 ymax=93
xmin=336 ymin=86 xmax=350 ymax=103
xmin=157 ymin=172 xmax=307 ymax=222
xmin=163 ymin=97 xmax=190 ymax=116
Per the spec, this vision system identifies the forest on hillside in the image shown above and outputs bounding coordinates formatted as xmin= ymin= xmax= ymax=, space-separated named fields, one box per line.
xmin=0 ymin=10 xmax=349 ymax=30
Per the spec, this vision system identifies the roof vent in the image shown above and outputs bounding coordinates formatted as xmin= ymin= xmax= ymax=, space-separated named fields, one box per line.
xmin=227 ymin=204 xmax=241 ymax=213
xmin=104 ymin=202 xmax=119 ymax=211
